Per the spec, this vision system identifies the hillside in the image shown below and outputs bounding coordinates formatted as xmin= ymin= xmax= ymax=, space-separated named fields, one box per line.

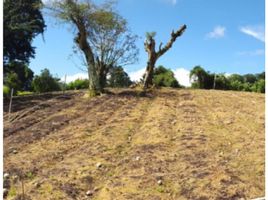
xmin=3 ymin=88 xmax=264 ymax=200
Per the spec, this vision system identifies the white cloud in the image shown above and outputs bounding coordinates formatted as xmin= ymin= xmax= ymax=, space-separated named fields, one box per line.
xmin=206 ymin=26 xmax=226 ymax=39
xmin=240 ymin=25 xmax=265 ymax=42
xmin=61 ymin=73 xmax=88 ymax=83
xmin=128 ymin=67 xmax=191 ymax=87
xmin=172 ymin=68 xmax=191 ymax=87
xmin=237 ymin=49 xmax=265 ymax=56
xmin=128 ymin=68 xmax=146 ymax=82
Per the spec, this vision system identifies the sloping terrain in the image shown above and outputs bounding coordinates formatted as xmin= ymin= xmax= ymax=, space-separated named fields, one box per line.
xmin=3 ymin=88 xmax=264 ymax=200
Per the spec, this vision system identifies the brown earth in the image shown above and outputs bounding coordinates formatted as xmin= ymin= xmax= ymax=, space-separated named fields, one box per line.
xmin=3 ymin=88 xmax=265 ymax=200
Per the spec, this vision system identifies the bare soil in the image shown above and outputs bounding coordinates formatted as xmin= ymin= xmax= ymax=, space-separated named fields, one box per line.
xmin=3 ymin=88 xmax=264 ymax=200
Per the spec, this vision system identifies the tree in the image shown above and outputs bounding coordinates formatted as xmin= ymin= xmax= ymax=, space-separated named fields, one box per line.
xmin=49 ymin=0 xmax=138 ymax=96
xmin=4 ymin=62 xmax=34 ymax=91
xmin=190 ymin=66 xmax=208 ymax=89
xmin=251 ymin=79 xmax=265 ymax=93
xmin=143 ymin=25 xmax=186 ymax=89
xmin=214 ymin=74 xmax=230 ymax=90
xmin=153 ymin=66 xmax=180 ymax=88
xmin=32 ymin=68 xmax=61 ymax=93
xmin=4 ymin=72 xmax=22 ymax=94
xmin=243 ymin=74 xmax=257 ymax=84
xmin=107 ymin=66 xmax=132 ymax=88
xmin=4 ymin=0 xmax=46 ymax=65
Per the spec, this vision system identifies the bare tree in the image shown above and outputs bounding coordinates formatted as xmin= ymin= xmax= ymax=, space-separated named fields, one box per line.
xmin=143 ymin=25 xmax=186 ymax=89
xmin=48 ymin=0 xmax=138 ymax=96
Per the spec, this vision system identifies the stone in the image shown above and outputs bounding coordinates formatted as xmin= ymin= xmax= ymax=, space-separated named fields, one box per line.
xmin=157 ymin=180 xmax=162 ymax=185
xmin=86 ymin=190 xmax=94 ymax=196
xmin=12 ymin=149 xmax=18 ymax=154
xmin=96 ymin=162 xmax=102 ymax=169
xmin=3 ymin=188 xmax=8 ymax=197
xmin=135 ymin=156 xmax=140 ymax=161
xmin=3 ymin=173 xmax=9 ymax=179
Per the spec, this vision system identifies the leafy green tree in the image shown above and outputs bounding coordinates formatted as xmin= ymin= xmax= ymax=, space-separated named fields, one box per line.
xmin=190 ymin=66 xmax=208 ymax=89
xmin=214 ymin=74 xmax=230 ymax=90
xmin=228 ymin=74 xmax=244 ymax=83
xmin=107 ymin=66 xmax=132 ymax=88
xmin=243 ymin=74 xmax=257 ymax=84
xmin=4 ymin=62 xmax=34 ymax=91
xmin=256 ymin=72 xmax=265 ymax=80
xmin=153 ymin=66 xmax=180 ymax=88
xmin=4 ymin=0 xmax=46 ymax=64
xmin=229 ymin=80 xmax=244 ymax=91
xmin=251 ymin=79 xmax=265 ymax=93
xmin=32 ymin=69 xmax=61 ymax=93
xmin=49 ymin=0 xmax=138 ymax=96
xmin=67 ymin=79 xmax=89 ymax=90
xmin=4 ymin=72 xmax=22 ymax=94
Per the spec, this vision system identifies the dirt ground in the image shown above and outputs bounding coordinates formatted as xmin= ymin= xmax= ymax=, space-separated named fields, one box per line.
xmin=3 ymin=88 xmax=264 ymax=200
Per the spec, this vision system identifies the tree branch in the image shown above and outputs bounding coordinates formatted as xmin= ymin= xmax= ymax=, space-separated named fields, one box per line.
xmin=157 ymin=24 xmax=187 ymax=58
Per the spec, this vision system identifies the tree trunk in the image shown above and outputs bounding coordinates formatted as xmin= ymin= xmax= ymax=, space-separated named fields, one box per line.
xmin=73 ymin=20 xmax=101 ymax=96
xmin=88 ymin=64 xmax=101 ymax=96
xmin=143 ymin=61 xmax=155 ymax=89
xmin=143 ymin=25 xmax=187 ymax=90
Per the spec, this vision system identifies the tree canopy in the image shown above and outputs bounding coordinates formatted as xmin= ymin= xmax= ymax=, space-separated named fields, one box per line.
xmin=4 ymin=0 xmax=46 ymax=65
xmin=190 ymin=66 xmax=265 ymax=93
xmin=48 ymin=0 xmax=138 ymax=96
xmin=107 ymin=66 xmax=132 ymax=88
xmin=153 ymin=66 xmax=180 ymax=88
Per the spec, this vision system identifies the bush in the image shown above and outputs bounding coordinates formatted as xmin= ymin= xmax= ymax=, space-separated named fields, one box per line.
xmin=153 ymin=66 xmax=180 ymax=88
xmin=251 ymin=79 xmax=265 ymax=93
xmin=67 ymin=79 xmax=89 ymax=90
xmin=32 ymin=69 xmax=61 ymax=93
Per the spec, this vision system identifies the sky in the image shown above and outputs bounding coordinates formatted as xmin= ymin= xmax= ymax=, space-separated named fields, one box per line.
xmin=29 ymin=0 xmax=265 ymax=86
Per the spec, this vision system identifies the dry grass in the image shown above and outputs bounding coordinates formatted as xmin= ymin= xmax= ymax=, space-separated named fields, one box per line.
xmin=3 ymin=88 xmax=264 ymax=200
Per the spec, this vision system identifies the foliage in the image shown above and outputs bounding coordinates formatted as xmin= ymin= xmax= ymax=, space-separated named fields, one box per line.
xmin=4 ymin=0 xmax=46 ymax=64
xmin=190 ymin=66 xmax=265 ymax=93
xmin=153 ymin=66 xmax=180 ymax=88
xmin=251 ymin=79 xmax=265 ymax=93
xmin=4 ymin=72 xmax=22 ymax=94
xmin=4 ymin=62 xmax=34 ymax=91
xmin=17 ymin=91 xmax=34 ymax=96
xmin=67 ymin=79 xmax=89 ymax=90
xmin=190 ymin=66 xmax=210 ymax=89
xmin=107 ymin=66 xmax=132 ymax=88
xmin=214 ymin=74 xmax=230 ymax=90
xmin=32 ymin=69 xmax=61 ymax=93
xmin=3 ymin=85 xmax=11 ymax=98
xmin=49 ymin=0 xmax=138 ymax=94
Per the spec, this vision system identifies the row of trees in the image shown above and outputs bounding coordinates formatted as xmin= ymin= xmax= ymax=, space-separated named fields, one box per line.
xmin=190 ymin=66 xmax=265 ymax=93
xmin=4 ymin=0 xmax=264 ymax=96
xmin=4 ymin=65 xmax=134 ymax=96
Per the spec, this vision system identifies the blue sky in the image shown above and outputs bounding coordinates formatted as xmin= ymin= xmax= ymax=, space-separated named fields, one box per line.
xmin=30 ymin=0 xmax=265 ymax=86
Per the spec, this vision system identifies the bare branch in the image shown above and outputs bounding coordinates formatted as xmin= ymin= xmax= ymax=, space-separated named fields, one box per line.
xmin=157 ymin=24 xmax=187 ymax=58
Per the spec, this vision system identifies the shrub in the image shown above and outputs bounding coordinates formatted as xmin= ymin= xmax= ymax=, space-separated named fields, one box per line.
xmin=153 ymin=66 xmax=180 ymax=88
xmin=67 ymin=79 xmax=89 ymax=90
xmin=32 ymin=69 xmax=61 ymax=93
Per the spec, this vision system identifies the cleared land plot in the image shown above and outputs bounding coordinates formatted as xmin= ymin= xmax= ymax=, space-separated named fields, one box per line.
xmin=3 ymin=88 xmax=264 ymax=200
